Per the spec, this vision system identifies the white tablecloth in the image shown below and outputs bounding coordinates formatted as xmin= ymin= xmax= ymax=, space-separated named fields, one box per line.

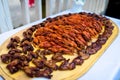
xmin=0 ymin=11 xmax=120 ymax=80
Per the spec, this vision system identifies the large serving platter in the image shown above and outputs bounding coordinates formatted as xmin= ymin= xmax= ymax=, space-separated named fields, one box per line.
xmin=0 ymin=12 xmax=119 ymax=80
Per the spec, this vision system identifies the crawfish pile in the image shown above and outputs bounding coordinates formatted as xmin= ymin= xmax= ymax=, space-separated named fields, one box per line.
xmin=33 ymin=13 xmax=103 ymax=54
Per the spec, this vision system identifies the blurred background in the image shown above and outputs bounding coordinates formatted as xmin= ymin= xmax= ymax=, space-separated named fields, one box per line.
xmin=2 ymin=0 xmax=120 ymax=30
xmin=8 ymin=0 xmax=46 ymax=28
xmin=105 ymin=0 xmax=120 ymax=19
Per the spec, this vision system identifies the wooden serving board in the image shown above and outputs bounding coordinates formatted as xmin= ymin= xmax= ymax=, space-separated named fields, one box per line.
xmin=0 ymin=21 xmax=119 ymax=80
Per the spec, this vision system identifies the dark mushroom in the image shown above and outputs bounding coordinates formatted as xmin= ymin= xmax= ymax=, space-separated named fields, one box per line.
xmin=44 ymin=60 xmax=58 ymax=70
xmin=32 ymin=59 xmax=45 ymax=69
xmin=1 ymin=54 xmax=11 ymax=63
xmin=79 ymin=51 xmax=90 ymax=60
xmin=72 ymin=56 xmax=84 ymax=65
xmin=6 ymin=59 xmax=20 ymax=74
xmin=52 ymin=53 xmax=65 ymax=62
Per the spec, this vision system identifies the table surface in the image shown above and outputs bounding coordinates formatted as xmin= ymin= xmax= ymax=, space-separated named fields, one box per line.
xmin=0 ymin=10 xmax=120 ymax=80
